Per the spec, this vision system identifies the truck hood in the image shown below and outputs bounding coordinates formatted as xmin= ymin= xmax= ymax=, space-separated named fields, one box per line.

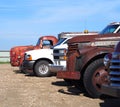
xmin=25 ymin=49 xmax=53 ymax=60
xmin=68 ymin=34 xmax=98 ymax=44
xmin=53 ymin=44 xmax=68 ymax=49
xmin=68 ymin=33 xmax=120 ymax=44
xmin=25 ymin=48 xmax=53 ymax=55
xmin=10 ymin=45 xmax=34 ymax=52
xmin=94 ymin=33 xmax=120 ymax=41
xmin=10 ymin=45 xmax=35 ymax=66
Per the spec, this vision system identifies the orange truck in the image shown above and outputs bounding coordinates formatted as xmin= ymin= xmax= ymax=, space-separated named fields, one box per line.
xmin=10 ymin=36 xmax=58 ymax=71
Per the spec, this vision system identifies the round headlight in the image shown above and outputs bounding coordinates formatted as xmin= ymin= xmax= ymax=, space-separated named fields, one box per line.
xmin=104 ymin=53 xmax=112 ymax=69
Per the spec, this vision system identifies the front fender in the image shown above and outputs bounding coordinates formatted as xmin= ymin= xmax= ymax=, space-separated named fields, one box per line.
xmin=77 ymin=47 xmax=113 ymax=71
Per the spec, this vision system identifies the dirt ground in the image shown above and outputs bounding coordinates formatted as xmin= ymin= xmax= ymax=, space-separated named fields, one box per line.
xmin=0 ymin=64 xmax=120 ymax=107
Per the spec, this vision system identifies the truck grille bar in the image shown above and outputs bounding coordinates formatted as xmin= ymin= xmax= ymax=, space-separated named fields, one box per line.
xmin=68 ymin=44 xmax=78 ymax=55
xmin=109 ymin=54 xmax=120 ymax=87
xmin=53 ymin=49 xmax=65 ymax=60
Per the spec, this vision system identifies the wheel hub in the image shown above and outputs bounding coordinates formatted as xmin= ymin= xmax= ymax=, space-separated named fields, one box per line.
xmin=93 ymin=67 xmax=109 ymax=91
xmin=39 ymin=64 xmax=48 ymax=74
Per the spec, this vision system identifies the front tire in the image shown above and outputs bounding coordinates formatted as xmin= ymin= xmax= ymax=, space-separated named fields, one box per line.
xmin=34 ymin=60 xmax=51 ymax=77
xmin=19 ymin=65 xmax=26 ymax=74
xmin=83 ymin=58 xmax=108 ymax=98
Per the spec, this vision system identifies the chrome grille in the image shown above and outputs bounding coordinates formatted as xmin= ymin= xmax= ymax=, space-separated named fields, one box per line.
xmin=109 ymin=53 xmax=120 ymax=87
xmin=68 ymin=43 xmax=78 ymax=55
xmin=53 ymin=49 xmax=65 ymax=60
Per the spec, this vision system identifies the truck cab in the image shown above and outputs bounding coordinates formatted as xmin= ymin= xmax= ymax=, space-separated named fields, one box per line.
xmin=99 ymin=22 xmax=120 ymax=34
xmin=57 ymin=22 xmax=120 ymax=98
xmin=10 ymin=36 xmax=58 ymax=70
xmin=102 ymin=41 xmax=120 ymax=97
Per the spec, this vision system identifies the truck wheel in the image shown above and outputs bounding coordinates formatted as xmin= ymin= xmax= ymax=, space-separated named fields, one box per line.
xmin=19 ymin=65 xmax=26 ymax=74
xmin=34 ymin=60 xmax=51 ymax=77
xmin=83 ymin=58 xmax=108 ymax=98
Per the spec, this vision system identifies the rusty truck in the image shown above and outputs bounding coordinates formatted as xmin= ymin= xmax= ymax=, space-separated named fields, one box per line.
xmin=10 ymin=36 xmax=58 ymax=71
xmin=56 ymin=22 xmax=120 ymax=98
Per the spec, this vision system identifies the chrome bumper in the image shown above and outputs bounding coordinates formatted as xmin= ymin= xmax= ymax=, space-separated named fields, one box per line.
xmin=102 ymin=84 xmax=120 ymax=97
xmin=49 ymin=64 xmax=66 ymax=73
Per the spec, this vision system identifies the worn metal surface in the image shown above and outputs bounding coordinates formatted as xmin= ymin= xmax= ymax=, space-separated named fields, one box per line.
xmin=57 ymin=33 xmax=120 ymax=80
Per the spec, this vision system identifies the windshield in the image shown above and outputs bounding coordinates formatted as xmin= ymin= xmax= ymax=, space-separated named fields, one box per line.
xmin=99 ymin=25 xmax=119 ymax=34
xmin=53 ymin=38 xmax=67 ymax=47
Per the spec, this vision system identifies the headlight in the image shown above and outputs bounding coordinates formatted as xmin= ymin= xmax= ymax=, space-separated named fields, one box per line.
xmin=59 ymin=56 xmax=67 ymax=60
xmin=18 ymin=56 xmax=21 ymax=59
xmin=59 ymin=56 xmax=64 ymax=60
xmin=59 ymin=49 xmax=64 ymax=53
xmin=103 ymin=53 xmax=112 ymax=69
xmin=12 ymin=51 xmax=15 ymax=55
xmin=25 ymin=54 xmax=32 ymax=60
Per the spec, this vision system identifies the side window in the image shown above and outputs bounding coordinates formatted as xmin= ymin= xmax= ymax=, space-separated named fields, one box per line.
xmin=42 ymin=40 xmax=51 ymax=46
xmin=42 ymin=40 xmax=53 ymax=49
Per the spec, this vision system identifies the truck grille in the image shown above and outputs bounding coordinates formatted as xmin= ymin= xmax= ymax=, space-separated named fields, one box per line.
xmin=68 ymin=43 xmax=78 ymax=55
xmin=109 ymin=52 xmax=120 ymax=87
xmin=53 ymin=49 xmax=65 ymax=60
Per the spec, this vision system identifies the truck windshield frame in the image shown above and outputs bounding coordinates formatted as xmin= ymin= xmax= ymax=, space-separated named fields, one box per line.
xmin=99 ymin=25 xmax=119 ymax=34
xmin=53 ymin=38 xmax=67 ymax=47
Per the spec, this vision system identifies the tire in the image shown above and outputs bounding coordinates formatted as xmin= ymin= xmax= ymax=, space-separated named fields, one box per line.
xmin=19 ymin=65 xmax=26 ymax=74
xmin=83 ymin=58 xmax=108 ymax=98
xmin=34 ymin=60 xmax=51 ymax=77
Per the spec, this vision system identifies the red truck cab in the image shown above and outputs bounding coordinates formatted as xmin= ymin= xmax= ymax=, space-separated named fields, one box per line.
xmin=10 ymin=36 xmax=58 ymax=69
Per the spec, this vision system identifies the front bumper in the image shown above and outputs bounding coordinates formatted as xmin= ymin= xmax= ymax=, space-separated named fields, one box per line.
xmin=49 ymin=64 xmax=66 ymax=73
xmin=22 ymin=60 xmax=35 ymax=72
xmin=102 ymin=84 xmax=120 ymax=97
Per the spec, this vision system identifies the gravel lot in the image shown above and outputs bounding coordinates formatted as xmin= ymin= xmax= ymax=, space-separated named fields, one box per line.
xmin=0 ymin=64 xmax=120 ymax=107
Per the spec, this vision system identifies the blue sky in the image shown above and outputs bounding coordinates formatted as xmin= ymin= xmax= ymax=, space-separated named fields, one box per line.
xmin=0 ymin=0 xmax=120 ymax=50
